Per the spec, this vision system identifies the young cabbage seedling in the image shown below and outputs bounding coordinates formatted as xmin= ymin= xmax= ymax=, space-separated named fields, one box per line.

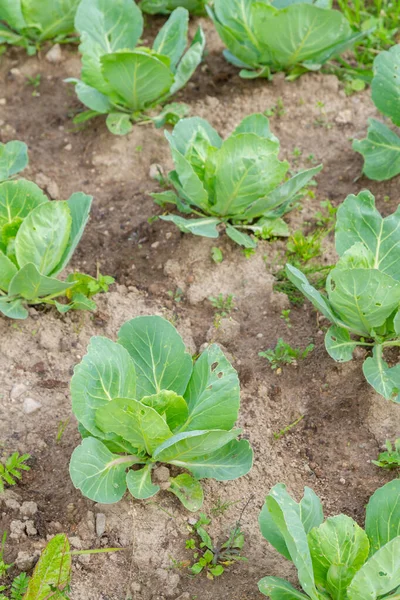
xmin=207 ymin=0 xmax=368 ymax=80
xmin=152 ymin=113 xmax=322 ymax=248
xmin=0 ymin=0 xmax=79 ymax=54
xmin=258 ymin=479 xmax=400 ymax=600
xmin=140 ymin=0 xmax=207 ymax=15
xmin=287 ymin=190 xmax=400 ymax=402
xmin=68 ymin=0 xmax=205 ymax=135
xmin=69 ymin=315 xmax=253 ymax=511
xmin=353 ymin=44 xmax=400 ymax=181
xmin=0 ymin=162 xmax=113 ymax=319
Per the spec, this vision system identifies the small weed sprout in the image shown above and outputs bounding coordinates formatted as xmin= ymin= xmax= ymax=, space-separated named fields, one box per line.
xmin=273 ymin=415 xmax=304 ymax=440
xmin=372 ymin=439 xmax=400 ymax=469
xmin=185 ymin=506 xmax=249 ymax=580
xmin=211 ymin=247 xmax=223 ymax=264
xmin=209 ymin=294 xmax=235 ymax=318
xmin=167 ymin=288 xmax=184 ymax=303
xmin=280 ymin=309 xmax=292 ymax=328
xmin=259 ymin=339 xmax=314 ymax=370
xmin=0 ymin=452 xmax=30 ymax=493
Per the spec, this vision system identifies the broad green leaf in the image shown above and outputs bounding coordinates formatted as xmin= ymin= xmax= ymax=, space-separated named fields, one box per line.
xmin=212 ymin=133 xmax=287 ymax=217
xmin=258 ymin=576 xmax=310 ymax=599
xmin=71 ymin=336 xmax=137 ymax=437
xmin=395 ymin=310 xmax=400 ymax=335
xmin=208 ymin=13 xmax=261 ymax=71
xmin=96 ymin=397 xmax=173 ymax=455
xmin=0 ymin=179 xmax=48 ymax=230
xmin=168 ymin=473 xmax=204 ymax=511
xmin=0 ymin=0 xmax=26 ymax=32
xmin=74 ymin=81 xmax=113 ymax=113
xmin=0 ymin=297 xmax=28 ymax=319
xmin=169 ymin=26 xmax=205 ymax=95
xmin=299 ymin=487 xmax=324 ymax=534
xmin=347 ymin=536 xmax=400 ymax=600
xmin=365 ymin=479 xmax=400 ymax=554
xmin=335 ymin=191 xmax=400 ymax=279
xmin=248 ymin=217 xmax=289 ymax=239
xmin=151 ymin=101 xmax=190 ymax=128
xmin=0 ymin=250 xmax=17 ymax=291
xmin=264 ymin=484 xmax=320 ymax=600
xmin=23 ymin=534 xmax=71 ymax=600
xmin=363 ymin=350 xmax=400 ymax=403
xmin=69 ymin=437 xmax=136 ymax=503
xmin=232 ymin=113 xmax=278 ymax=142
xmin=353 ymin=119 xmax=400 ymax=182
xmin=141 ymin=390 xmax=188 ymax=432
xmin=117 ymin=315 xmax=193 ymax=398
xmin=371 ymin=44 xmax=400 ymax=127
xmin=21 ymin=0 xmax=79 ymax=40
xmin=8 ymin=263 xmax=75 ymax=300
xmin=140 ymin=0 xmax=207 ymax=15
xmin=182 ymin=343 xmax=240 ymax=431
xmin=225 ymin=224 xmax=257 ymax=248
xmin=273 ymin=0 xmax=332 ymax=6
xmin=244 ymin=165 xmax=322 ymax=219
xmin=325 ymin=326 xmax=358 ymax=363
xmin=0 ymin=140 xmax=28 ymax=181
xmin=15 ymin=201 xmax=71 ymax=276
xmin=336 ymin=243 xmax=375 ymax=271
xmin=213 ymin=0 xmax=273 ymax=53
xmin=327 ymin=268 xmax=400 ymax=336
xmin=308 ymin=515 xmax=369 ymax=589
xmin=75 ymin=0 xmax=144 ymax=98
xmin=166 ymin=133 xmax=210 ymax=210
xmin=101 ymin=51 xmax=174 ymax=111
xmin=153 ymin=7 xmax=188 ymax=71
xmin=106 ymin=113 xmax=133 ymax=136
xmin=285 ymin=264 xmax=341 ymax=325
xmin=126 ymin=465 xmax=160 ymax=499
xmin=51 ymin=192 xmax=92 ymax=276
xmin=153 ymin=429 xmax=240 ymax=463
xmin=75 ymin=0 xmax=143 ymax=53
xmin=159 ymin=437 xmax=252 ymax=480
xmin=169 ymin=117 xmax=222 ymax=155
xmin=252 ymin=4 xmax=355 ymax=68
xmin=259 ymin=485 xmax=323 ymax=561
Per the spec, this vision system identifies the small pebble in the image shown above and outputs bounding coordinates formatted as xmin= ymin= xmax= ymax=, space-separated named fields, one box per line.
xmin=23 ymin=398 xmax=42 ymax=414
xmin=96 ymin=513 xmax=106 ymax=537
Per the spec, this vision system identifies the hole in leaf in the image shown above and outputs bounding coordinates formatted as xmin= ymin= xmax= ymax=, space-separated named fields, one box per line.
xmin=217 ymin=372 xmax=223 ymax=379
xmin=211 ymin=362 xmax=219 ymax=371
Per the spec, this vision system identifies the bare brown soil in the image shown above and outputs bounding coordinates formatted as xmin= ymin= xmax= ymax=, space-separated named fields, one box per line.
xmin=0 ymin=16 xmax=399 ymax=600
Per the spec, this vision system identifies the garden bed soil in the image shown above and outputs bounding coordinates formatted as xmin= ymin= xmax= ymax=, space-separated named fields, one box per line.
xmin=0 ymin=16 xmax=399 ymax=600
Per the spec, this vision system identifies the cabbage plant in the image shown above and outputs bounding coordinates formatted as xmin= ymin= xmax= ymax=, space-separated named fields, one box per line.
xmin=140 ymin=0 xmax=207 ymax=15
xmin=353 ymin=44 xmax=400 ymax=181
xmin=0 ymin=140 xmax=28 ymax=182
xmin=0 ymin=177 xmax=113 ymax=319
xmin=207 ymin=0 xmax=367 ymax=79
xmin=69 ymin=0 xmax=205 ymax=135
xmin=258 ymin=479 xmax=400 ymax=599
xmin=286 ymin=190 xmax=400 ymax=403
xmin=0 ymin=0 xmax=79 ymax=53
xmin=152 ymin=113 xmax=322 ymax=248
xmin=69 ymin=315 xmax=253 ymax=510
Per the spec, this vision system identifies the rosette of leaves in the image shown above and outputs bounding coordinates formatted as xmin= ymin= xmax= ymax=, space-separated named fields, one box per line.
xmin=0 ymin=0 xmax=79 ymax=54
xmin=0 ymin=140 xmax=28 ymax=182
xmin=140 ymin=0 xmax=207 ymax=15
xmin=207 ymin=0 xmax=367 ymax=79
xmin=152 ymin=113 xmax=322 ymax=248
xmin=69 ymin=0 xmax=205 ymax=135
xmin=258 ymin=479 xmax=400 ymax=600
xmin=69 ymin=315 xmax=253 ymax=511
xmin=286 ymin=190 xmax=400 ymax=403
xmin=0 ymin=178 xmax=113 ymax=319
xmin=353 ymin=44 xmax=400 ymax=181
